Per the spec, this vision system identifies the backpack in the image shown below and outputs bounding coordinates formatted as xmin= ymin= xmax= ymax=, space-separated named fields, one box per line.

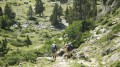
xmin=67 ymin=44 xmax=73 ymax=51
xmin=51 ymin=44 xmax=57 ymax=52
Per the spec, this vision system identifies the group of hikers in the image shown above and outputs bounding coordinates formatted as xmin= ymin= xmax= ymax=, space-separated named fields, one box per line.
xmin=51 ymin=42 xmax=73 ymax=61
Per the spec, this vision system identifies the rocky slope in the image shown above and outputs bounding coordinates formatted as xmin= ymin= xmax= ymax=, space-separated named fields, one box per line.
xmin=73 ymin=8 xmax=120 ymax=67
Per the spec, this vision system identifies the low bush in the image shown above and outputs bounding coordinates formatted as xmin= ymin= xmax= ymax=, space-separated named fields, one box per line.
xmin=65 ymin=21 xmax=82 ymax=41
xmin=40 ymin=40 xmax=53 ymax=55
xmin=21 ymin=29 xmax=31 ymax=33
xmin=11 ymin=41 xmax=25 ymax=47
xmin=33 ymin=49 xmax=44 ymax=57
xmin=3 ymin=49 xmax=37 ymax=65
xmin=23 ymin=51 xmax=37 ymax=63
xmin=4 ymin=51 xmax=24 ymax=65
xmin=43 ymin=32 xmax=52 ymax=38
xmin=65 ymin=20 xmax=95 ymax=48
xmin=11 ymin=39 xmax=26 ymax=47
xmin=11 ymin=36 xmax=32 ymax=47
xmin=29 ymin=28 xmax=36 ymax=32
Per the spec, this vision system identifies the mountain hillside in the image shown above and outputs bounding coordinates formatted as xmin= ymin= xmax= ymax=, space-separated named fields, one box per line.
xmin=0 ymin=0 xmax=120 ymax=67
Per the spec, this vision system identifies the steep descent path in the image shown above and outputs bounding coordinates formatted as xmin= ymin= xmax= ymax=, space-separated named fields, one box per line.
xmin=52 ymin=57 xmax=70 ymax=67
xmin=35 ymin=56 xmax=70 ymax=67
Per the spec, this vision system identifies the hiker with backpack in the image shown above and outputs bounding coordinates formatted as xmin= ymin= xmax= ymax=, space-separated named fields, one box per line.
xmin=51 ymin=42 xmax=57 ymax=61
xmin=63 ymin=42 xmax=73 ymax=59
xmin=67 ymin=43 xmax=73 ymax=51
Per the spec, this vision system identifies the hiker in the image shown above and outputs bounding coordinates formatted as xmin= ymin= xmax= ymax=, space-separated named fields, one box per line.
xmin=51 ymin=42 xmax=57 ymax=61
xmin=63 ymin=43 xmax=73 ymax=59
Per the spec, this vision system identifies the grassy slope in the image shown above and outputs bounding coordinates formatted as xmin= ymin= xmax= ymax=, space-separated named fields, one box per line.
xmin=0 ymin=0 xmax=68 ymax=66
xmin=0 ymin=0 xmax=65 ymax=51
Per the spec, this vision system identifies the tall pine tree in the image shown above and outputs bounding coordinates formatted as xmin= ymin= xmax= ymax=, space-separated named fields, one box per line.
xmin=0 ymin=3 xmax=16 ymax=30
xmin=0 ymin=38 xmax=8 ymax=57
xmin=27 ymin=5 xmax=34 ymax=19
xmin=65 ymin=0 xmax=97 ymax=24
xmin=35 ymin=0 xmax=45 ymax=17
xmin=65 ymin=6 xmax=74 ymax=24
xmin=25 ymin=35 xmax=32 ymax=46
xmin=65 ymin=6 xmax=69 ymax=20
xmin=0 ymin=16 xmax=12 ymax=30
xmin=50 ymin=3 xmax=63 ymax=26
xmin=50 ymin=3 xmax=59 ymax=25
xmin=58 ymin=5 xmax=63 ymax=17
xmin=4 ymin=3 xmax=16 ymax=19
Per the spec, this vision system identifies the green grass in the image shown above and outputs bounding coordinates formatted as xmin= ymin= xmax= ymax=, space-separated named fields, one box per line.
xmin=9 ymin=58 xmax=54 ymax=67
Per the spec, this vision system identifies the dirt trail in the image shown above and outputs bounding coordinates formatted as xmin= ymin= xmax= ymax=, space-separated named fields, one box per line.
xmin=52 ymin=57 xmax=70 ymax=67
xmin=35 ymin=56 xmax=70 ymax=67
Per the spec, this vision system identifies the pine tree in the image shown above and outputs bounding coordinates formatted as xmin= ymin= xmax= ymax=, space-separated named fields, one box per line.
xmin=35 ymin=0 xmax=45 ymax=17
xmin=66 ymin=0 xmax=97 ymax=23
xmin=2 ymin=38 xmax=7 ymax=51
xmin=1 ymin=15 xmax=16 ymax=30
xmin=4 ymin=4 xmax=11 ymax=16
xmin=65 ymin=6 xmax=69 ymax=20
xmin=65 ymin=6 xmax=74 ymax=24
xmin=4 ymin=3 xmax=16 ymax=19
xmin=25 ymin=35 xmax=32 ymax=46
xmin=0 ymin=38 xmax=8 ymax=57
xmin=18 ymin=22 xmax=22 ymax=31
xmin=50 ymin=3 xmax=59 ymax=25
xmin=27 ymin=5 xmax=34 ymax=19
xmin=0 ymin=3 xmax=16 ymax=30
xmin=1 ymin=16 xmax=9 ymax=29
xmin=58 ymin=5 xmax=63 ymax=17
xmin=91 ymin=0 xmax=97 ymax=19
